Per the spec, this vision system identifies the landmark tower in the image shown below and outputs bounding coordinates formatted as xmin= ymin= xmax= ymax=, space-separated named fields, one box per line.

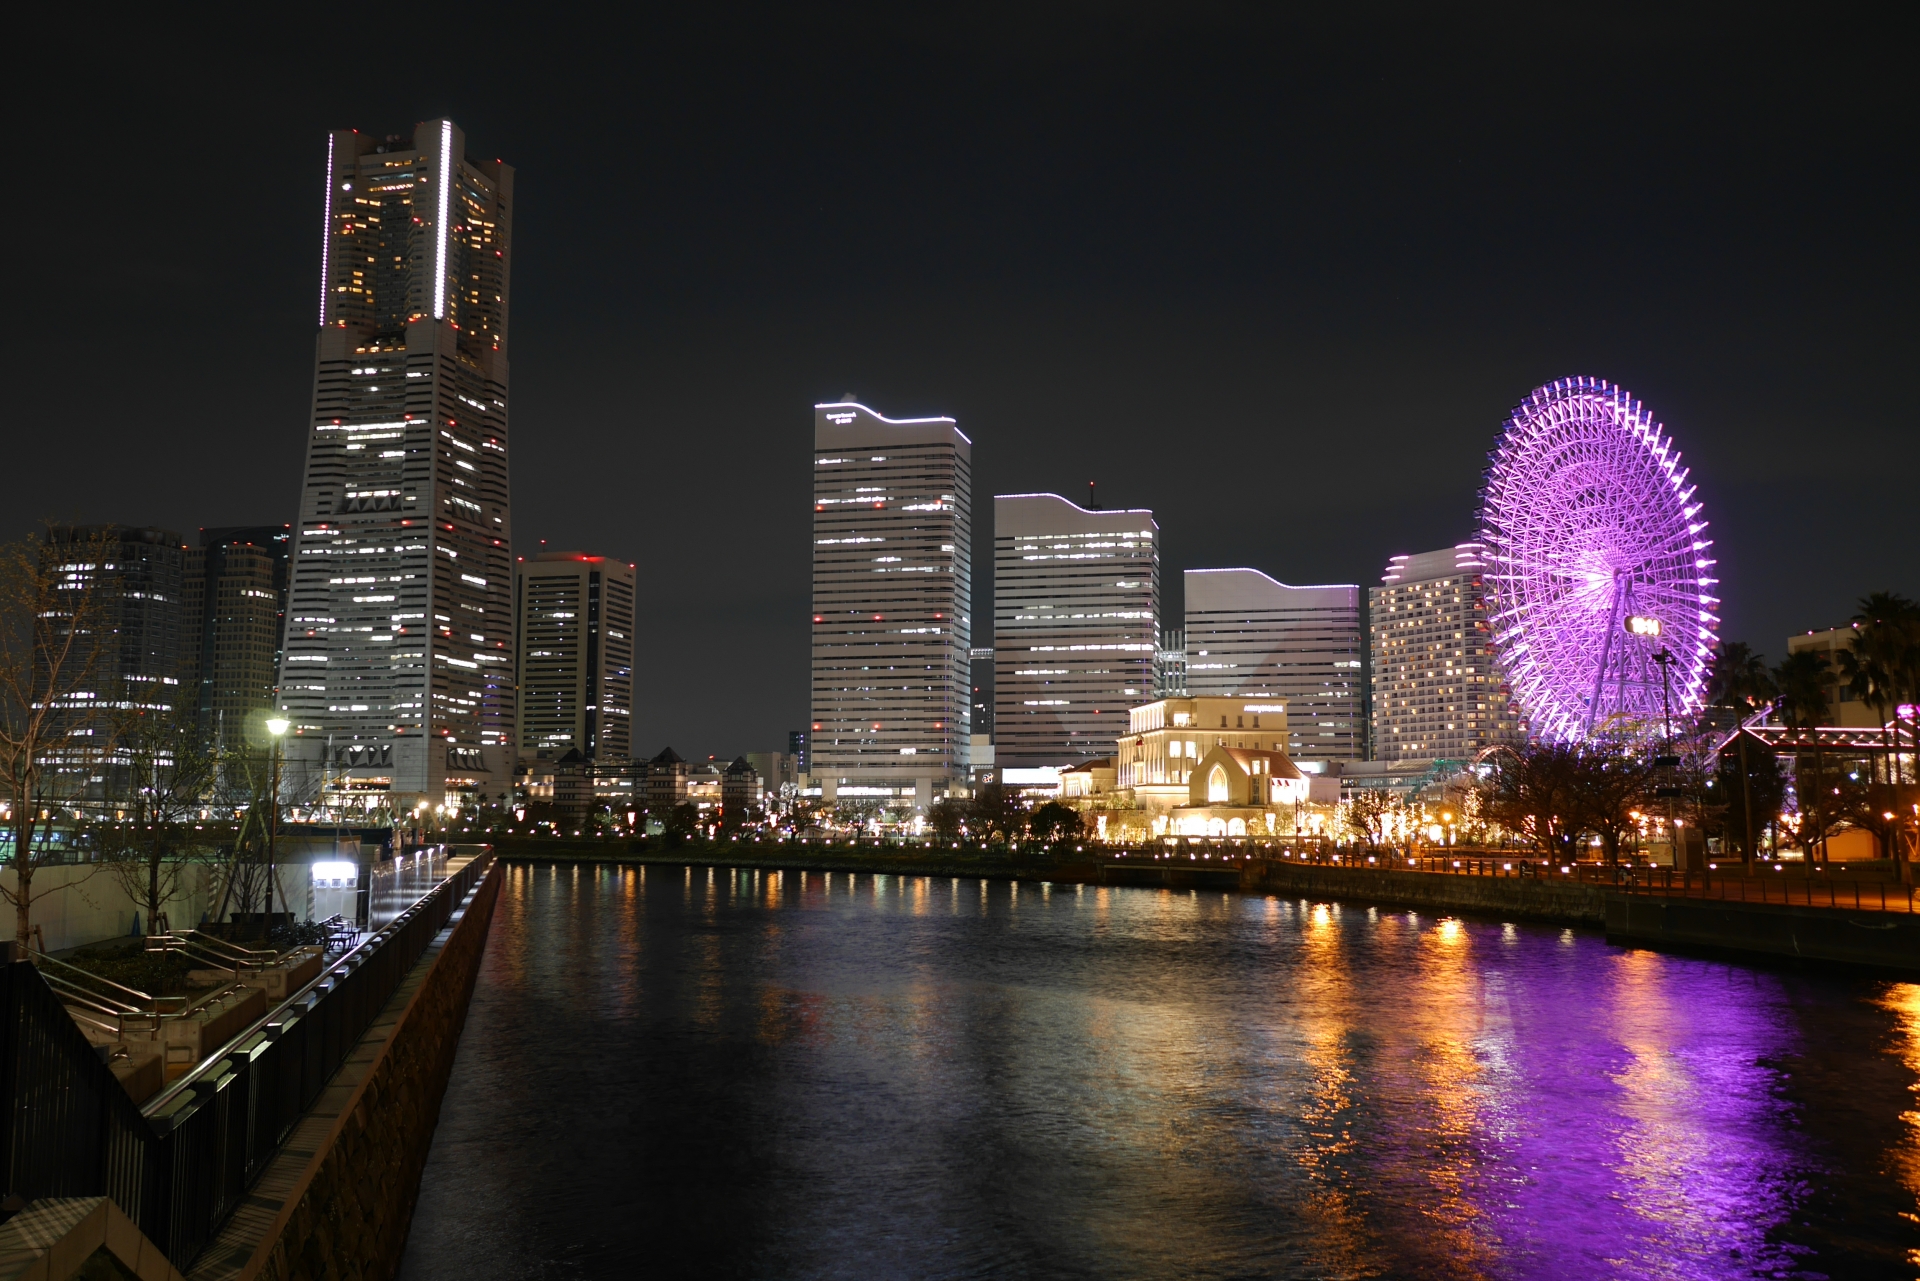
xmin=277 ymin=120 xmax=515 ymax=809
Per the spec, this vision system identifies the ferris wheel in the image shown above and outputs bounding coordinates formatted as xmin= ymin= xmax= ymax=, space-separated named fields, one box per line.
xmin=1478 ymin=377 xmax=1720 ymax=742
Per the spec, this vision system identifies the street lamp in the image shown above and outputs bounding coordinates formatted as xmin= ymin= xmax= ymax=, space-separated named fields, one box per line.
xmin=264 ymin=717 xmax=289 ymax=931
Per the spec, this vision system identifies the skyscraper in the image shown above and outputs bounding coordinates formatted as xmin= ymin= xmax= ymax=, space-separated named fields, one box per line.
xmin=993 ymin=494 xmax=1158 ymax=769
xmin=1184 ymin=569 xmax=1364 ymax=762
xmin=514 ymin=552 xmax=635 ymax=763
xmin=43 ymin=526 xmax=189 ymax=719
xmin=277 ymin=119 xmax=515 ymax=809
xmin=40 ymin=526 xmax=188 ymax=798
xmin=810 ymin=401 xmax=972 ymax=807
xmin=1367 ymin=543 xmax=1521 ymax=762
xmin=184 ymin=525 xmax=291 ymax=751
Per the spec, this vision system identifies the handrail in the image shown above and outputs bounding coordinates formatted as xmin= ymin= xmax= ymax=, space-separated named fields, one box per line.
xmin=142 ymin=848 xmax=493 ymax=1118
xmin=144 ymin=930 xmax=284 ymax=975
xmin=183 ymin=930 xmax=282 ymax=964
xmin=32 ymin=949 xmax=162 ymax=1008
xmin=0 ymin=842 xmax=498 ymax=1273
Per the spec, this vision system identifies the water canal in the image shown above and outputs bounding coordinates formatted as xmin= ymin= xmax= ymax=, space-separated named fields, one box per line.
xmin=399 ymin=863 xmax=1920 ymax=1279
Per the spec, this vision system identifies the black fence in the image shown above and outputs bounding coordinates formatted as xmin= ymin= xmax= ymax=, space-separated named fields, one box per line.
xmin=0 ymin=850 xmax=494 ymax=1269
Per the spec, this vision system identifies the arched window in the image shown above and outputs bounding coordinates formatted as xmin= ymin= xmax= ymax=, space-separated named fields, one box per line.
xmin=1207 ymin=765 xmax=1228 ymax=803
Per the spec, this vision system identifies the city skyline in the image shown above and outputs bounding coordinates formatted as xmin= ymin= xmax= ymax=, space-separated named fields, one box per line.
xmin=9 ymin=11 xmax=1913 ymax=760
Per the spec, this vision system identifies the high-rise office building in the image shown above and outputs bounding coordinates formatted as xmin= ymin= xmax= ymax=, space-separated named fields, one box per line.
xmin=1184 ymin=569 xmax=1364 ymax=762
xmin=994 ymin=494 xmax=1159 ymax=768
xmin=40 ymin=527 xmax=188 ymax=798
xmin=184 ymin=526 xmax=292 ymax=750
xmin=514 ymin=552 xmax=635 ymax=763
xmin=277 ymin=119 xmax=515 ymax=808
xmin=43 ymin=526 xmax=189 ymax=717
xmin=787 ymin=729 xmax=809 ymax=775
xmin=1367 ymin=544 xmax=1521 ymax=762
xmin=810 ymin=401 xmax=972 ymax=806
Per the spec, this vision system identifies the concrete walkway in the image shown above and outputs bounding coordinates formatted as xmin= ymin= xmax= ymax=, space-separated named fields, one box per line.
xmin=185 ymin=858 xmax=480 ymax=1281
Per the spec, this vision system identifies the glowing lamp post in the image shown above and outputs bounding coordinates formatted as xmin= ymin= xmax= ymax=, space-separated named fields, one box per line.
xmin=263 ymin=717 xmax=290 ymax=929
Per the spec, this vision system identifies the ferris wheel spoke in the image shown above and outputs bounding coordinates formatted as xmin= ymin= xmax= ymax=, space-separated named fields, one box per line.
xmin=1478 ymin=377 xmax=1716 ymax=742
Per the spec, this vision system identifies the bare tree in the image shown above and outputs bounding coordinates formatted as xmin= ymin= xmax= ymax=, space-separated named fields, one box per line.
xmin=1564 ymin=737 xmax=1661 ymax=864
xmin=0 ymin=527 xmax=116 ymax=952
xmin=1480 ymin=742 xmax=1580 ymax=858
xmin=94 ymin=704 xmax=221 ymax=934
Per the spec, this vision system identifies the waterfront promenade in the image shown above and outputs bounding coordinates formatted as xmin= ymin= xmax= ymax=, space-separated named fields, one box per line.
xmin=492 ymin=836 xmax=1920 ymax=970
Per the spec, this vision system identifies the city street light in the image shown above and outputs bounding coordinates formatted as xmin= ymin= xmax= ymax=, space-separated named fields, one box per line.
xmin=264 ymin=717 xmax=289 ymax=930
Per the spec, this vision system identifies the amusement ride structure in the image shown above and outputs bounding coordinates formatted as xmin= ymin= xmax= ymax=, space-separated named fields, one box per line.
xmin=1479 ymin=377 xmax=1720 ymax=742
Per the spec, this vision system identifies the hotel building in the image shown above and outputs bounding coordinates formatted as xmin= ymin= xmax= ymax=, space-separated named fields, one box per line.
xmin=993 ymin=494 xmax=1158 ymax=769
xmin=277 ymin=119 xmax=515 ymax=808
xmin=810 ymin=401 xmax=972 ymax=806
xmin=1184 ymin=568 xmax=1364 ymax=762
xmin=514 ymin=552 xmax=635 ymax=763
xmin=1367 ymin=544 xmax=1521 ymax=762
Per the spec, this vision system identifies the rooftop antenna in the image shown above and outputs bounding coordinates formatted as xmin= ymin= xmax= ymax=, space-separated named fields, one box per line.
xmin=1087 ymin=481 xmax=1098 ymax=510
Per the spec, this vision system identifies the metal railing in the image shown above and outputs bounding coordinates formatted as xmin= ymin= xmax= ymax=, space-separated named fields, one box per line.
xmin=0 ymin=846 xmax=496 ymax=1270
xmin=1204 ymin=845 xmax=1920 ymax=913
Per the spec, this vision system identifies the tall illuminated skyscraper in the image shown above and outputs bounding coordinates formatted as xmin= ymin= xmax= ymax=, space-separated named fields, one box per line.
xmin=1367 ymin=544 xmax=1521 ymax=762
xmin=277 ymin=119 xmax=515 ymax=809
xmin=514 ymin=552 xmax=635 ymax=763
xmin=1184 ymin=568 xmax=1364 ymax=762
xmin=993 ymin=494 xmax=1158 ymax=768
xmin=810 ymin=401 xmax=971 ymax=807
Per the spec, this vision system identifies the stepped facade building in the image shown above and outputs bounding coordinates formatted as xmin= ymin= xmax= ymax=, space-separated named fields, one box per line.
xmin=277 ymin=119 xmax=516 ymax=809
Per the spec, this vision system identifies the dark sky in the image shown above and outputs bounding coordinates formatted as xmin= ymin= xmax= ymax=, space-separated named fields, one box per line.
xmin=9 ymin=5 xmax=1913 ymax=759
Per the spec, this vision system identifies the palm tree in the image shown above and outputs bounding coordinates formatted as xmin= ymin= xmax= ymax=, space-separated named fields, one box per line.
xmin=1774 ymin=650 xmax=1832 ymax=859
xmin=1838 ymin=593 xmax=1920 ymax=784
xmin=1706 ymin=641 xmax=1777 ymax=727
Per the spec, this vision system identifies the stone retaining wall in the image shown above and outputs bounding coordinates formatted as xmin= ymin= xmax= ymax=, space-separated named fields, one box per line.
xmin=1239 ymin=860 xmax=1610 ymax=925
xmin=240 ymin=863 xmax=501 ymax=1281
xmin=1606 ymin=894 xmax=1920 ymax=970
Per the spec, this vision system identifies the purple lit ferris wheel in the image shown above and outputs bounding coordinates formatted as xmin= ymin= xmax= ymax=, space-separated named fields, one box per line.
xmin=1478 ymin=377 xmax=1720 ymax=742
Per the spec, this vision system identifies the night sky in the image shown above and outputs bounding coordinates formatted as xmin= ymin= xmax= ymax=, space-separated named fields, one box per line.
xmin=10 ymin=6 xmax=1913 ymax=759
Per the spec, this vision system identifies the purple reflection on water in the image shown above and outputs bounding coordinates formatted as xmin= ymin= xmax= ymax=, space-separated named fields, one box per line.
xmin=403 ymin=870 xmax=1915 ymax=1281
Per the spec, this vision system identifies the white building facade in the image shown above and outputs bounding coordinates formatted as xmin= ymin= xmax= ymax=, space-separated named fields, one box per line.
xmin=277 ymin=119 xmax=515 ymax=809
xmin=994 ymin=494 xmax=1159 ymax=769
xmin=809 ymin=402 xmax=972 ymax=807
xmin=1367 ymin=544 xmax=1522 ymax=763
xmin=1184 ymin=569 xmax=1364 ymax=763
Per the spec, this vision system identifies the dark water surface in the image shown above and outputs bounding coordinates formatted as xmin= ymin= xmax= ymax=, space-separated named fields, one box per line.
xmin=398 ymin=864 xmax=1920 ymax=1279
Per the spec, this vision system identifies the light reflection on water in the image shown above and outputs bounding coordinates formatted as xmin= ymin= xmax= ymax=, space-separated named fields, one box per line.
xmin=401 ymin=865 xmax=1920 ymax=1280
